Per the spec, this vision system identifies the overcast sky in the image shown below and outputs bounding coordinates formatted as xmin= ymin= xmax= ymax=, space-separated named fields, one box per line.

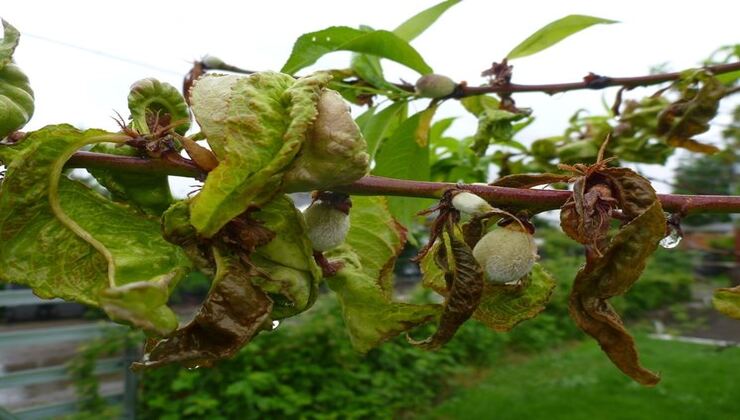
xmin=2 ymin=0 xmax=738 ymax=194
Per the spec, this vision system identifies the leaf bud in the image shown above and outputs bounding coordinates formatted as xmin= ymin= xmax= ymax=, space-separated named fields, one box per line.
xmin=472 ymin=223 xmax=538 ymax=284
xmin=415 ymin=74 xmax=457 ymax=98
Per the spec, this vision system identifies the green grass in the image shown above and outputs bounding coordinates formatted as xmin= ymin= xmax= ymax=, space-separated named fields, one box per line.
xmin=428 ymin=337 xmax=740 ymax=420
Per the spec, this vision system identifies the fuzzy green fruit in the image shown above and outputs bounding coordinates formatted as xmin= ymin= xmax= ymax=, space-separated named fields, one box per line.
xmin=472 ymin=224 xmax=538 ymax=284
xmin=415 ymin=74 xmax=456 ymax=98
xmin=303 ymin=200 xmax=350 ymax=252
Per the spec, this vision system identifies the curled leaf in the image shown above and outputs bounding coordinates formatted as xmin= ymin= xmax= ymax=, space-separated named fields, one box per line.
xmin=0 ymin=125 xmax=190 ymax=335
xmin=712 ymin=286 xmax=740 ymax=319
xmin=132 ymin=249 xmax=272 ymax=370
xmin=410 ymin=224 xmax=483 ymax=349
xmin=128 ymin=78 xmax=191 ymax=135
xmin=326 ymin=196 xmax=440 ymax=352
xmin=568 ymin=198 xmax=665 ymax=385
xmin=0 ymin=20 xmax=34 ymax=139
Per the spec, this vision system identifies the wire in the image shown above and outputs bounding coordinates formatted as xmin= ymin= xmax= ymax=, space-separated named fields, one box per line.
xmin=22 ymin=32 xmax=183 ymax=76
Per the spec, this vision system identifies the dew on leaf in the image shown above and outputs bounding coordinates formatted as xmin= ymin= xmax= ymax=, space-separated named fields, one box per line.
xmin=271 ymin=320 xmax=281 ymax=330
xmin=659 ymin=225 xmax=682 ymax=249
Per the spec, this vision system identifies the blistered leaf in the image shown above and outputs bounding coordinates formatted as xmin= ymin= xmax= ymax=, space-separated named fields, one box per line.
xmin=281 ymin=26 xmax=433 ymax=75
xmin=0 ymin=20 xmax=34 ymax=139
xmin=327 ymin=252 xmax=440 ymax=353
xmin=128 ymin=78 xmax=190 ymax=135
xmin=507 ymin=15 xmax=617 ymax=60
xmin=189 ymin=72 xmax=327 ymax=237
xmin=374 ymin=107 xmax=436 ymax=229
xmin=326 ymin=196 xmax=440 ymax=352
xmin=132 ymin=249 xmax=272 ymax=370
xmin=410 ymin=225 xmax=483 ymax=349
xmin=713 ymin=286 xmax=740 ymax=319
xmin=345 ymin=196 xmax=407 ymax=298
xmin=87 ymin=143 xmax=173 ymax=215
xmin=248 ymin=195 xmax=322 ymax=319
xmin=0 ymin=125 xmax=190 ymax=335
xmin=392 ymin=0 xmax=460 ymax=42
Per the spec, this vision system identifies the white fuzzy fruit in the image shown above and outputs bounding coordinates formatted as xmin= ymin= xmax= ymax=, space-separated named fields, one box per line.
xmin=303 ymin=201 xmax=350 ymax=252
xmin=451 ymin=192 xmax=494 ymax=215
xmin=472 ymin=224 xmax=538 ymax=284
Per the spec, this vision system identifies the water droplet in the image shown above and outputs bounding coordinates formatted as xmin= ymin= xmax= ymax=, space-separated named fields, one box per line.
xmin=326 ymin=36 xmax=331 ymax=42
xmin=141 ymin=353 xmax=151 ymax=362
xmin=311 ymin=36 xmax=317 ymax=42
xmin=659 ymin=226 xmax=682 ymax=249
xmin=271 ymin=320 xmax=281 ymax=330
xmin=187 ymin=365 xmax=201 ymax=371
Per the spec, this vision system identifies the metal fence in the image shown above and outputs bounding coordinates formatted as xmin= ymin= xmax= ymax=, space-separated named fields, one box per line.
xmin=0 ymin=289 xmax=137 ymax=419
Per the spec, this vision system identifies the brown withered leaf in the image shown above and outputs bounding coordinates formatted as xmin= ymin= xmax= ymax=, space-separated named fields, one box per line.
xmin=410 ymin=224 xmax=484 ymax=349
xmin=666 ymin=137 xmax=720 ymax=154
xmin=569 ymin=199 xmax=665 ymax=386
xmin=132 ymin=250 xmax=272 ymax=370
xmin=491 ymin=173 xmax=571 ymax=189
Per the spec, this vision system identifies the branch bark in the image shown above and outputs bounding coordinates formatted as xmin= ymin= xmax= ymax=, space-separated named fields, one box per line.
xmin=65 ymin=152 xmax=740 ymax=215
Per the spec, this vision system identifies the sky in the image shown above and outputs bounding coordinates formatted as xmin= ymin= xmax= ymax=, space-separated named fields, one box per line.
xmin=2 ymin=0 xmax=738 ymax=195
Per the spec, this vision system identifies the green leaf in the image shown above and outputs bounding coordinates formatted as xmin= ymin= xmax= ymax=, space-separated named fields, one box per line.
xmin=88 ymin=143 xmax=173 ymax=215
xmin=326 ymin=197 xmax=440 ymax=353
xmin=713 ymin=286 xmax=740 ymax=319
xmin=0 ymin=125 xmax=191 ymax=335
xmin=373 ymin=107 xmax=435 ymax=228
xmin=0 ymin=19 xmax=21 ymax=68
xmin=361 ymin=101 xmax=408 ymax=159
xmin=132 ymin=248 xmax=273 ymax=370
xmin=460 ymin=95 xmax=499 ymax=117
xmin=0 ymin=20 xmax=34 ymax=139
xmin=471 ymin=109 xmax=528 ymax=155
xmin=393 ymin=0 xmax=461 ymax=42
xmin=281 ymin=26 xmax=433 ymax=75
xmin=507 ymin=15 xmax=617 ymax=60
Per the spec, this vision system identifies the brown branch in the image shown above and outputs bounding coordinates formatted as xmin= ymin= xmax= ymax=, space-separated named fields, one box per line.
xmin=452 ymin=61 xmax=740 ymax=97
xmin=65 ymin=152 xmax=740 ymax=215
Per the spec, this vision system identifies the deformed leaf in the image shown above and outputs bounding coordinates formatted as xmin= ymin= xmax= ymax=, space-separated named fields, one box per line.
xmin=127 ymin=78 xmax=190 ymax=135
xmin=0 ymin=19 xmax=20 ymax=68
xmin=471 ymin=109 xmax=528 ymax=155
xmin=327 ymin=250 xmax=440 ymax=353
xmin=87 ymin=143 xmax=173 ymax=215
xmin=0 ymin=125 xmax=191 ymax=335
xmin=713 ymin=286 xmax=740 ymax=319
xmin=326 ymin=196 xmax=440 ymax=353
xmin=569 ymin=200 xmax=665 ymax=386
xmin=132 ymin=249 xmax=272 ymax=370
xmin=410 ymin=224 xmax=483 ymax=349
xmin=507 ymin=15 xmax=617 ymax=60
xmin=189 ymin=72 xmax=328 ymax=237
xmin=344 ymin=196 xmax=407 ymax=298
xmin=281 ymin=26 xmax=433 ymax=75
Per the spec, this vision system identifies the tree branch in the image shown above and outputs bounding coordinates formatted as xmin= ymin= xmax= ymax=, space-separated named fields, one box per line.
xmin=452 ymin=61 xmax=740 ymax=97
xmin=65 ymin=152 xmax=740 ymax=215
